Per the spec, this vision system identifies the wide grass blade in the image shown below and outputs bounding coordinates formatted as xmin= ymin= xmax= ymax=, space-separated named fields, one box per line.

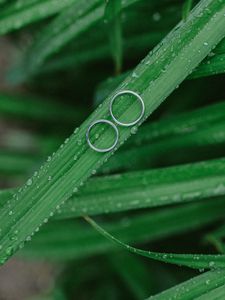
xmin=0 ymin=0 xmax=225 ymax=265
xmin=147 ymin=270 xmax=225 ymax=300
xmin=2 ymin=157 xmax=225 ymax=217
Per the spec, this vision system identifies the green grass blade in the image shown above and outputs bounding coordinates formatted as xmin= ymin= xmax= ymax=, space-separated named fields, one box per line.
xmin=56 ymin=158 xmax=225 ymax=218
xmin=23 ymin=0 xmax=102 ymax=75
xmin=2 ymin=157 xmax=225 ymax=218
xmin=103 ymin=121 xmax=225 ymax=173
xmin=21 ymin=198 xmax=225 ymax=260
xmin=0 ymin=93 xmax=86 ymax=123
xmin=182 ymin=0 xmax=193 ymax=21
xmin=126 ymin=101 xmax=225 ymax=147
xmin=104 ymin=0 xmax=123 ymax=74
xmin=195 ymin=285 xmax=225 ymax=300
xmin=147 ymin=270 xmax=225 ymax=300
xmin=21 ymin=0 xmax=162 ymax=75
xmin=85 ymin=216 xmax=225 ymax=270
xmin=190 ymin=53 xmax=225 ymax=78
xmin=0 ymin=0 xmax=79 ymax=35
xmin=0 ymin=0 xmax=225 ymax=265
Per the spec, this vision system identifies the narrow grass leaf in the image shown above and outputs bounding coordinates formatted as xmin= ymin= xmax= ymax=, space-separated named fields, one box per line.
xmin=21 ymin=198 xmax=225 ymax=260
xmin=182 ymin=0 xmax=194 ymax=21
xmin=85 ymin=216 xmax=225 ymax=270
xmin=104 ymin=0 xmax=123 ymax=74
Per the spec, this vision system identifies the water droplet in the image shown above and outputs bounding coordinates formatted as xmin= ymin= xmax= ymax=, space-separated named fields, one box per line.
xmin=27 ymin=179 xmax=32 ymax=186
xmin=152 ymin=12 xmax=161 ymax=21
xmin=132 ymin=71 xmax=138 ymax=78
xmin=91 ymin=169 xmax=97 ymax=175
xmin=131 ymin=126 xmax=138 ymax=134
xmin=73 ymin=187 xmax=78 ymax=193
xmin=48 ymin=176 xmax=52 ymax=181
xmin=209 ymin=261 xmax=215 ymax=268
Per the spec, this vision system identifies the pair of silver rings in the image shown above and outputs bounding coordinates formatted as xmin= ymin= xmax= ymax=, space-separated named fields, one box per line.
xmin=86 ymin=90 xmax=145 ymax=153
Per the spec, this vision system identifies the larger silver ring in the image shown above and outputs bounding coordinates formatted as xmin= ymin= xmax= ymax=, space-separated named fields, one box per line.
xmin=109 ymin=90 xmax=145 ymax=127
xmin=86 ymin=119 xmax=119 ymax=153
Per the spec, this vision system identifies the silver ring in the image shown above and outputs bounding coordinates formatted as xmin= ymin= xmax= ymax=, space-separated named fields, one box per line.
xmin=109 ymin=90 xmax=145 ymax=127
xmin=86 ymin=119 xmax=119 ymax=153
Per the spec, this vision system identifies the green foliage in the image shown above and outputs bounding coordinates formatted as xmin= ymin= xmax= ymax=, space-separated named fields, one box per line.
xmin=1 ymin=0 xmax=225 ymax=299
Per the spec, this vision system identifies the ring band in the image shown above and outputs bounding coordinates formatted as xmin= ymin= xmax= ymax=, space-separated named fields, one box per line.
xmin=109 ymin=90 xmax=145 ymax=127
xmin=86 ymin=119 xmax=119 ymax=153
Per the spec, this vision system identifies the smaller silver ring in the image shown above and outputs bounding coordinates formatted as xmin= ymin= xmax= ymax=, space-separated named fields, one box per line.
xmin=109 ymin=90 xmax=145 ymax=127
xmin=86 ymin=119 xmax=119 ymax=153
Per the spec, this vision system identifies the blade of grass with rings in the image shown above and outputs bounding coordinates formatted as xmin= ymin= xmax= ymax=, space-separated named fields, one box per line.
xmin=85 ymin=216 xmax=225 ymax=270
xmin=0 ymin=0 xmax=81 ymax=35
xmin=146 ymin=270 xmax=225 ymax=300
xmin=20 ymin=198 xmax=225 ymax=260
xmin=0 ymin=0 xmax=225 ymax=265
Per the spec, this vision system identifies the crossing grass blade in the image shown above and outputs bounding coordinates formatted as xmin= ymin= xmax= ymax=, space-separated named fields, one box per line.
xmin=0 ymin=0 xmax=225 ymax=265
xmin=20 ymin=197 xmax=225 ymax=260
xmin=85 ymin=216 xmax=225 ymax=270
xmin=147 ymin=270 xmax=225 ymax=300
